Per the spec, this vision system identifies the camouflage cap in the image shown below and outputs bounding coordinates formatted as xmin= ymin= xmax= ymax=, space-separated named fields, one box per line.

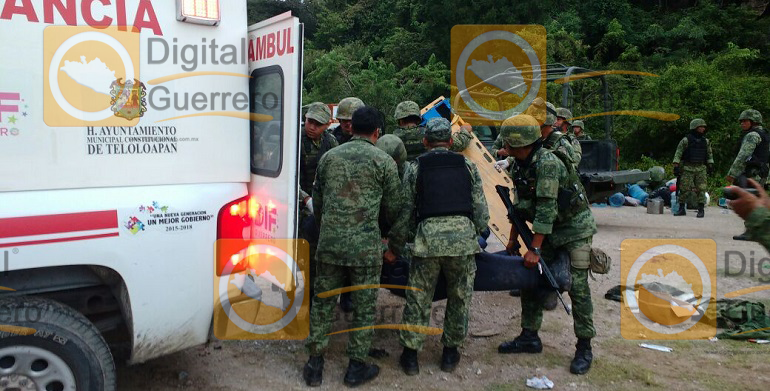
xmin=305 ymin=102 xmax=331 ymax=124
xmin=376 ymin=134 xmax=407 ymax=175
xmin=500 ymin=114 xmax=542 ymax=147
xmin=556 ymin=107 xmax=573 ymax=123
xmin=738 ymin=109 xmax=763 ymax=124
xmin=544 ymin=102 xmax=557 ymax=126
xmin=424 ymin=118 xmax=452 ymax=142
xmin=394 ymin=101 xmax=421 ymax=120
xmin=572 ymin=120 xmax=585 ymax=130
xmin=689 ymin=118 xmax=707 ymax=130
xmin=337 ymin=97 xmax=365 ymax=120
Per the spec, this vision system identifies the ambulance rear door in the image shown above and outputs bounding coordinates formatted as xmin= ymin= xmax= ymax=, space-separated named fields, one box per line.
xmin=247 ymin=12 xmax=303 ymax=239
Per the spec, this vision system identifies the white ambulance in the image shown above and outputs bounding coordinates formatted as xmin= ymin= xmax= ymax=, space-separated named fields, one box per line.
xmin=0 ymin=1 xmax=303 ymax=389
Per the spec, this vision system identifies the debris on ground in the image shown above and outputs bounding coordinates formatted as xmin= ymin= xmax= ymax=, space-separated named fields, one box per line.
xmin=716 ymin=299 xmax=770 ymax=340
xmin=640 ymin=343 xmax=673 ymax=352
xmin=526 ymin=375 xmax=554 ymax=389
xmin=604 ymin=285 xmax=625 ymax=302
xmin=748 ymin=339 xmax=770 ymax=344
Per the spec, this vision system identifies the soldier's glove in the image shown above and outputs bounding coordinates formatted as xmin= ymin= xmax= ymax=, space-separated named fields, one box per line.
xmin=673 ymin=165 xmax=680 ymax=177
xmin=707 ymin=164 xmax=714 ymax=175
xmin=305 ymin=197 xmax=314 ymax=215
xmin=494 ymin=159 xmax=510 ymax=171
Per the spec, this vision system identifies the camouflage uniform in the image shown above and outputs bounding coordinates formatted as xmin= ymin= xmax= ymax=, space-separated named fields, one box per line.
xmin=746 ymin=207 xmax=770 ymax=251
xmin=305 ymin=135 xmax=406 ymax=362
xmin=393 ymin=100 xmax=473 ymax=160
xmin=489 ymin=133 xmax=505 ymax=158
xmin=299 ymin=103 xmax=338 ymax=285
xmin=393 ymin=118 xmax=490 ymax=351
xmin=376 ymin=134 xmax=408 ymax=178
xmin=673 ymin=119 xmax=713 ymax=208
xmin=543 ymin=130 xmax=580 ymax=171
xmin=556 ymin=107 xmax=582 ymax=164
xmin=332 ymin=97 xmax=365 ymax=145
xmin=501 ymin=115 xmax=597 ymax=340
xmin=728 ymin=110 xmax=770 ymax=186
xmin=572 ymin=120 xmax=592 ymax=141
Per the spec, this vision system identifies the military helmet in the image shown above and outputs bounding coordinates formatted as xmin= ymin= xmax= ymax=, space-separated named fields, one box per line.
xmin=738 ymin=109 xmax=763 ymax=124
xmin=500 ymin=114 xmax=542 ymax=148
xmin=336 ymin=97 xmax=365 ymax=120
xmin=376 ymin=135 xmax=407 ymax=175
xmin=424 ymin=118 xmax=452 ymax=142
xmin=572 ymin=120 xmax=585 ymax=130
xmin=689 ymin=118 xmax=707 ymax=130
xmin=544 ymin=102 xmax=557 ymax=126
xmin=556 ymin=107 xmax=573 ymax=123
xmin=394 ymin=101 xmax=421 ymax=120
xmin=648 ymin=166 xmax=665 ymax=182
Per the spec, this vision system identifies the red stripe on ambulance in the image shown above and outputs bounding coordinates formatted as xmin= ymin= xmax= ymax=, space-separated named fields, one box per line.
xmin=0 ymin=211 xmax=119 ymax=239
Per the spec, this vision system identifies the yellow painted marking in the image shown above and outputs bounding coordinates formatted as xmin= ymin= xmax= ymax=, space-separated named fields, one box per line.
xmin=572 ymin=110 xmax=679 ymax=121
xmin=724 ymin=285 xmax=770 ymax=299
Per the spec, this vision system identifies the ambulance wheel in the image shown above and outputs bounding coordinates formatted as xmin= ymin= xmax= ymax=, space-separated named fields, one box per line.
xmin=0 ymin=297 xmax=116 ymax=391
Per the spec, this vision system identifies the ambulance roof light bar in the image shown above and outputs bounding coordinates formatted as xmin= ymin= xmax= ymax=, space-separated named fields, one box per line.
xmin=177 ymin=0 xmax=221 ymax=26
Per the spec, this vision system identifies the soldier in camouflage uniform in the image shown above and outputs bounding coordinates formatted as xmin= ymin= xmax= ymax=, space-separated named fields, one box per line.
xmin=672 ymin=119 xmax=714 ymax=218
xmin=299 ymin=103 xmax=338 ymax=299
xmin=391 ymin=118 xmax=489 ymax=375
xmin=332 ymin=97 xmax=365 ymax=145
xmin=727 ymin=110 xmax=769 ymax=240
xmin=571 ymin=120 xmax=592 ymax=141
xmin=729 ymin=178 xmax=770 ymax=251
xmin=376 ymin=134 xmax=408 ymax=179
xmin=393 ymin=100 xmax=474 ymax=160
xmin=303 ymin=106 xmax=406 ymax=388
xmin=393 ymin=101 xmax=427 ymax=161
xmin=555 ymin=107 xmax=582 ymax=165
xmin=496 ymin=114 xmax=597 ymax=375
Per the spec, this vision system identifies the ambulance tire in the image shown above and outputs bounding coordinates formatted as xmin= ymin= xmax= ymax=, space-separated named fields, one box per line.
xmin=0 ymin=297 xmax=116 ymax=391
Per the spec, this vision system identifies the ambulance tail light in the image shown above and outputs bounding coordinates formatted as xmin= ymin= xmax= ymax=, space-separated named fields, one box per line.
xmin=216 ymin=195 xmax=252 ymax=276
xmin=177 ymin=0 xmax=221 ymax=26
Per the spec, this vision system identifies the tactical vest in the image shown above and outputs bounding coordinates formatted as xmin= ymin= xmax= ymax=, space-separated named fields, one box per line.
xmin=514 ymin=146 xmax=588 ymax=221
xmin=299 ymin=133 xmax=334 ymax=192
xmin=746 ymin=127 xmax=770 ymax=168
xmin=396 ymin=126 xmax=427 ymax=161
xmin=415 ymin=150 xmax=473 ymax=222
xmin=332 ymin=127 xmax=352 ymax=145
xmin=682 ymin=133 xmax=708 ymax=163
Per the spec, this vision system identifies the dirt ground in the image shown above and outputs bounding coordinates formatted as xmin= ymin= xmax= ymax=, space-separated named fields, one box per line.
xmin=118 ymin=205 xmax=770 ymax=391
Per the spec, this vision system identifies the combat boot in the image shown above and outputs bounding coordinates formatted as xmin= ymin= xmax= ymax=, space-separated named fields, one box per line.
xmin=674 ymin=203 xmax=686 ymax=216
xmin=303 ymin=355 xmax=324 ymax=387
xmin=343 ymin=360 xmax=379 ymax=388
xmin=696 ymin=203 xmax=705 ymax=218
xmin=570 ymin=338 xmax=593 ymax=375
xmin=399 ymin=347 xmax=419 ymax=375
xmin=498 ymin=329 xmax=543 ymax=354
xmin=440 ymin=346 xmax=460 ymax=373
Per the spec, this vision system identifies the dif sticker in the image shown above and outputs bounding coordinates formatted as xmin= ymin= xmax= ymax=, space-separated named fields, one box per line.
xmin=450 ymin=25 xmax=547 ymax=126
xmin=123 ymin=202 xmax=213 ymax=235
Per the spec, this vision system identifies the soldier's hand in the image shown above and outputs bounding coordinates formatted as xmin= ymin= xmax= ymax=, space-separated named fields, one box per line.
xmin=305 ymin=197 xmax=314 ymax=215
xmin=729 ymin=179 xmax=770 ymax=220
xmin=726 ymin=175 xmax=735 ymax=185
xmin=497 ymin=149 xmax=509 ymax=158
xmin=383 ymin=249 xmax=397 ymax=264
xmin=523 ymin=250 xmax=539 ymax=268
xmin=495 ymin=159 xmax=511 ymax=171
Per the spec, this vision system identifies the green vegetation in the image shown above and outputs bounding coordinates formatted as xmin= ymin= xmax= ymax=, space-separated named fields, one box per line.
xmin=248 ymin=0 xmax=770 ymax=188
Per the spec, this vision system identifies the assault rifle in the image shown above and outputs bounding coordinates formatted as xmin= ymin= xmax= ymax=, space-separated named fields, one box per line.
xmin=495 ymin=185 xmax=571 ymax=315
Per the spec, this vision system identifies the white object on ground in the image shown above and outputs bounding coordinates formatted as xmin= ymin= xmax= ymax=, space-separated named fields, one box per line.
xmin=640 ymin=343 xmax=673 ymax=352
xmin=526 ymin=376 xmax=554 ymax=389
